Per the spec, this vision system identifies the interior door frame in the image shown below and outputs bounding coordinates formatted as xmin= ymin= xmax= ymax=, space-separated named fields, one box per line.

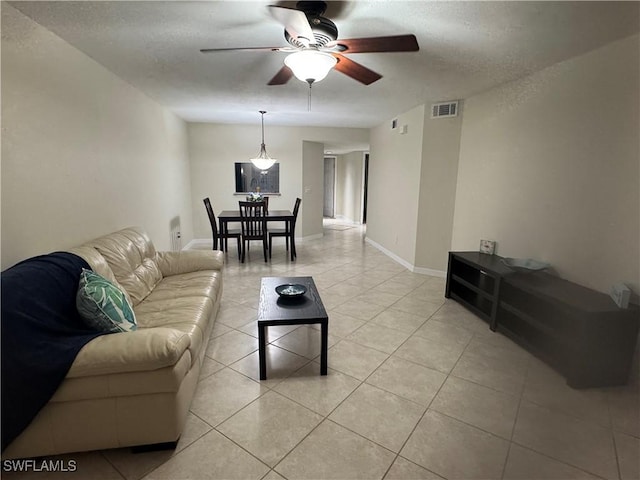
xmin=362 ymin=152 xmax=369 ymax=224
xmin=323 ymin=156 xmax=336 ymax=218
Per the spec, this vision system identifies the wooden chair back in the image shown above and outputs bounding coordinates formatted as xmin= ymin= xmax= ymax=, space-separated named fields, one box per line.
xmin=292 ymin=198 xmax=302 ymax=224
xmin=239 ymin=201 xmax=267 ymax=239
xmin=203 ymin=197 xmax=219 ymax=249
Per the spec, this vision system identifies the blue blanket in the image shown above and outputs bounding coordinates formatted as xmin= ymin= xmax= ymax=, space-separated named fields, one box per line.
xmin=1 ymin=252 xmax=106 ymax=451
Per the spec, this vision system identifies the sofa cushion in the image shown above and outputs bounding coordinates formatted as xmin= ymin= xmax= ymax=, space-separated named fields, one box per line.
xmin=134 ymin=295 xmax=215 ymax=367
xmin=77 ymin=269 xmax=137 ymax=333
xmin=68 ymin=245 xmax=133 ymax=306
xmin=68 ymin=327 xmax=191 ymax=377
xmin=156 ymin=250 xmax=225 ymax=277
xmin=85 ymin=227 xmax=163 ymax=306
xmin=52 ymin=351 xmax=192 ymax=401
xmin=149 ymin=270 xmax=223 ymax=303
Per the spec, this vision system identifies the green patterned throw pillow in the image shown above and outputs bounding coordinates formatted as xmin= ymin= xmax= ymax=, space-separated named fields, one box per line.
xmin=76 ymin=268 xmax=137 ymax=333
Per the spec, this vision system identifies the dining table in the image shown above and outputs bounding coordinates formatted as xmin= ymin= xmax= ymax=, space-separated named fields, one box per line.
xmin=217 ymin=209 xmax=294 ymax=256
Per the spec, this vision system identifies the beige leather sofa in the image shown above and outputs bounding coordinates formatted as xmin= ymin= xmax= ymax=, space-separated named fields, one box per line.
xmin=3 ymin=227 xmax=223 ymax=459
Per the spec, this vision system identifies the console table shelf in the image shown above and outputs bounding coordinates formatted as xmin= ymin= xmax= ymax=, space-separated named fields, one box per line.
xmin=498 ymin=302 xmax=556 ymax=338
xmin=445 ymin=251 xmax=512 ymax=329
xmin=446 ymin=251 xmax=639 ymax=388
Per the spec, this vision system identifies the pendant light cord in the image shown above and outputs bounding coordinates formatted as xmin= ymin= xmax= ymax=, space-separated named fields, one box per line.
xmin=259 ymin=110 xmax=266 ymax=144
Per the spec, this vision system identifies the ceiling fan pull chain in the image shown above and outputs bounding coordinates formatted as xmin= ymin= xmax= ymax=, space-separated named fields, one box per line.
xmin=308 ymin=83 xmax=312 ymax=112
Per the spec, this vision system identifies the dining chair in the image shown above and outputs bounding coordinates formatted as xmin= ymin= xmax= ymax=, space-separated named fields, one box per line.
xmin=269 ymin=197 xmax=301 ymax=261
xmin=238 ymin=201 xmax=268 ymax=263
xmin=203 ymin=197 xmax=241 ymax=259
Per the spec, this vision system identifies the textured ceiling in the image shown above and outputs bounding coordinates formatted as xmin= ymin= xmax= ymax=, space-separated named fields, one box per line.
xmin=8 ymin=1 xmax=640 ymax=132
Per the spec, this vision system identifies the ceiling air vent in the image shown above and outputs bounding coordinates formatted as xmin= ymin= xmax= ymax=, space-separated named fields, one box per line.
xmin=431 ymin=101 xmax=458 ymax=119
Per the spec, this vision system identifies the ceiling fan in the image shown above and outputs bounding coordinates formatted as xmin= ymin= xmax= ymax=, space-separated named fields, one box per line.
xmin=200 ymin=1 xmax=419 ymax=86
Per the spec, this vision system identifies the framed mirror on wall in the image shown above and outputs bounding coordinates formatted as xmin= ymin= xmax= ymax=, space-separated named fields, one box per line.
xmin=234 ymin=163 xmax=280 ymax=194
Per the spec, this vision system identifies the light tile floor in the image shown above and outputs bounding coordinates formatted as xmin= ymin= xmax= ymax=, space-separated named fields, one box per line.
xmin=5 ymin=219 xmax=639 ymax=480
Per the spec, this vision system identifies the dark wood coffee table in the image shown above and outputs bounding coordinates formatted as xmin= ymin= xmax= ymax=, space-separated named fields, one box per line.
xmin=257 ymin=276 xmax=328 ymax=380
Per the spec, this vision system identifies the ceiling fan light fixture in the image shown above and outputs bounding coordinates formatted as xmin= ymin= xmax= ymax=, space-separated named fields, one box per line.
xmin=284 ymin=50 xmax=337 ymax=84
xmin=250 ymin=111 xmax=277 ymax=170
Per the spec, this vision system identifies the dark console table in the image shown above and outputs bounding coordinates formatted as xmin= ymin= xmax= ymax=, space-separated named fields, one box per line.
xmin=446 ymin=251 xmax=639 ymax=388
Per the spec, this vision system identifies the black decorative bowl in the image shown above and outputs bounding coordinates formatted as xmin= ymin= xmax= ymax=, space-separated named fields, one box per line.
xmin=275 ymin=283 xmax=307 ymax=298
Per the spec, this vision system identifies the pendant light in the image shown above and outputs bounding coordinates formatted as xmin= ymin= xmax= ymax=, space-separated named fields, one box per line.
xmin=250 ymin=111 xmax=277 ymax=170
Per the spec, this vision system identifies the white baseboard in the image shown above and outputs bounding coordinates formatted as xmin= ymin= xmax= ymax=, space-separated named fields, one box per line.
xmin=365 ymin=237 xmax=447 ymax=278
xmin=188 ymin=236 xmax=446 ymax=278
xmin=183 ymin=238 xmax=212 ymax=250
xmin=184 ymin=234 xmax=323 ymax=251
xmin=365 ymin=237 xmax=413 ymax=270
xmin=299 ymin=233 xmax=323 ymax=242
xmin=413 ymin=266 xmax=447 ymax=278
xmin=333 ymin=215 xmax=361 ymax=225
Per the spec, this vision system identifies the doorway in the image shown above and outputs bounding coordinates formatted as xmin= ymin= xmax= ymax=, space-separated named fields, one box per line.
xmin=362 ymin=153 xmax=369 ymax=224
xmin=323 ymin=156 xmax=336 ymax=218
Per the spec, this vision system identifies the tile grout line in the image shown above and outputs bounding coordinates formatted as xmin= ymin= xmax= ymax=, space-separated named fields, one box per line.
xmin=499 ymin=346 xmax=531 ymax=480
xmin=379 ymin=321 xmax=504 ymax=479
xmin=606 ymin=389 xmax=623 ymax=480
xmin=375 ymin=300 xmax=463 ymax=479
xmin=500 ymin=357 xmax=616 ymax=480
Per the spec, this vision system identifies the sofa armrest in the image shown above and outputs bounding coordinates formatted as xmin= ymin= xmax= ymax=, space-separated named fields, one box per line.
xmin=67 ymin=328 xmax=191 ymax=377
xmin=156 ymin=250 xmax=224 ymax=277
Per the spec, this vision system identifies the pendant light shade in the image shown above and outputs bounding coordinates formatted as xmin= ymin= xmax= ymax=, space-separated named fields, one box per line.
xmin=284 ymin=50 xmax=337 ymax=85
xmin=250 ymin=111 xmax=276 ymax=170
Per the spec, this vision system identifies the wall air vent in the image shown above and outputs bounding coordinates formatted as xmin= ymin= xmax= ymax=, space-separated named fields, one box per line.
xmin=431 ymin=101 xmax=459 ymax=119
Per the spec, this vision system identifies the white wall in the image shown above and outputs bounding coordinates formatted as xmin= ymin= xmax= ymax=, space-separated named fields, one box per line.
xmin=367 ymin=105 xmax=425 ymax=265
xmin=1 ymin=5 xmax=194 ymax=269
xmin=367 ymin=103 xmax=461 ymax=274
xmin=301 ymin=141 xmax=325 ymax=238
xmin=415 ymin=108 xmax=462 ymax=273
xmin=452 ymin=34 xmax=639 ymax=294
xmin=335 ymin=151 xmax=364 ymax=224
xmin=187 ymin=123 xmax=369 ymax=239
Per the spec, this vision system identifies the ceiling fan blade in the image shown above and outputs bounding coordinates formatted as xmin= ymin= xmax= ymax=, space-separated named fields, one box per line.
xmin=267 ymin=5 xmax=314 ymax=46
xmin=200 ymin=46 xmax=288 ymax=53
xmin=329 ymin=34 xmax=419 ymax=54
xmin=332 ymin=53 xmax=382 ymax=85
xmin=268 ymin=65 xmax=294 ymax=85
